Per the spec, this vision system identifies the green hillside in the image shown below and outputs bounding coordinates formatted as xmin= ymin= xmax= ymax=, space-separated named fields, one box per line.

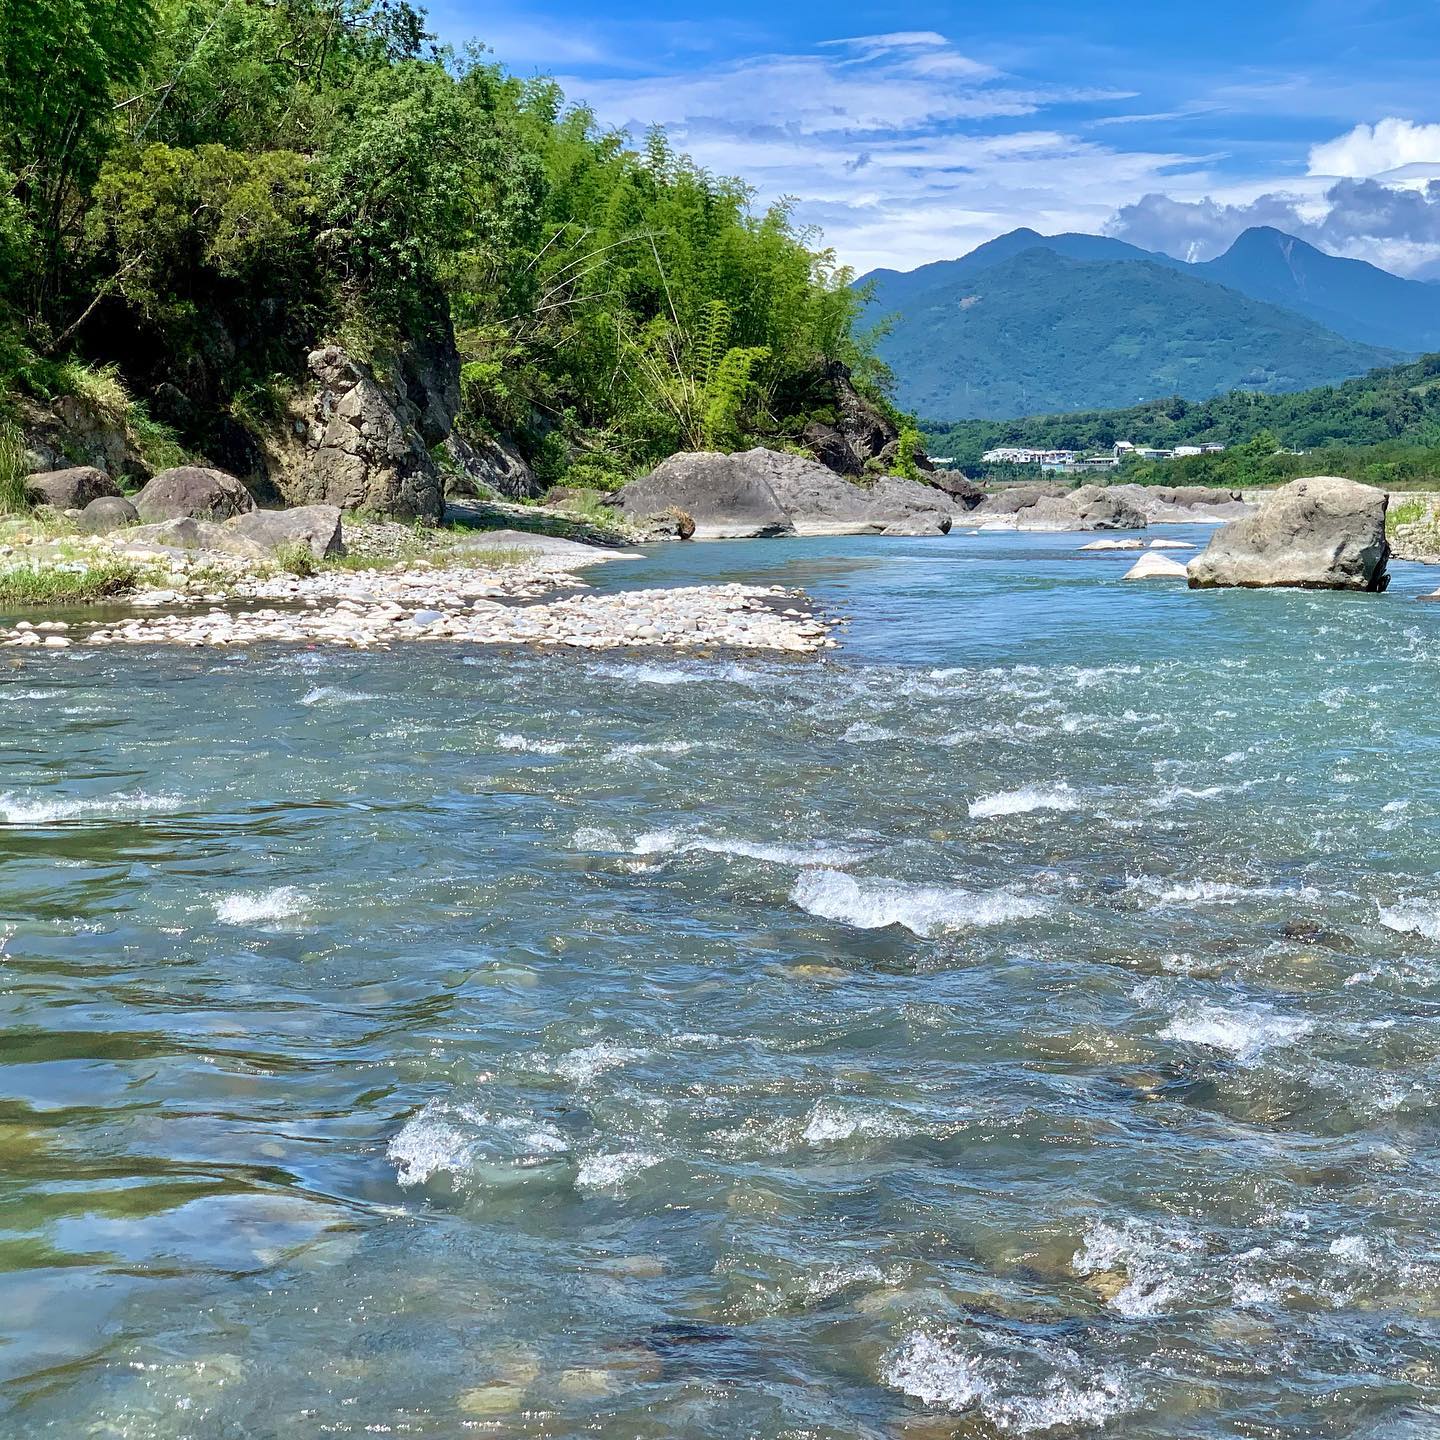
xmin=864 ymin=247 xmax=1401 ymax=420
xmin=923 ymin=353 xmax=1440 ymax=463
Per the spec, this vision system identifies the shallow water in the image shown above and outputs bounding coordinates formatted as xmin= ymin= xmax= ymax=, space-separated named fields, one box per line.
xmin=4 ymin=529 xmax=1440 ymax=1437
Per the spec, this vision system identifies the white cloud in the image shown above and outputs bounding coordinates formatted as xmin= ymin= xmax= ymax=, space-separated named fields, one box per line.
xmin=1309 ymin=118 xmax=1440 ymax=178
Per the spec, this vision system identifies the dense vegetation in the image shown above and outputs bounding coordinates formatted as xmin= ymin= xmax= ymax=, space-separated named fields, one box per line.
xmin=0 ymin=0 xmax=876 ymax=488
xmin=928 ymin=353 xmax=1440 ymax=454
xmin=858 ymin=247 xmax=1399 ymax=421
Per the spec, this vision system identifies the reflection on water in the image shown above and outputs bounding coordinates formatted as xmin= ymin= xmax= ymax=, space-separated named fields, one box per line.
xmin=2 ymin=530 xmax=1440 ymax=1436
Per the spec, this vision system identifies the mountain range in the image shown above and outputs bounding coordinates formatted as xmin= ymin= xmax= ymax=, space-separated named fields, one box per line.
xmin=858 ymin=227 xmax=1440 ymax=421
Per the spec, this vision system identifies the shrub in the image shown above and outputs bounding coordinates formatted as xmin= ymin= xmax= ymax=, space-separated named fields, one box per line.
xmin=273 ymin=540 xmax=317 ymax=577
xmin=0 ymin=421 xmax=30 ymax=514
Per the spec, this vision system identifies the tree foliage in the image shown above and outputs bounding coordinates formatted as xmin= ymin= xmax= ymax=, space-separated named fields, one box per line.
xmin=0 ymin=0 xmax=870 ymax=477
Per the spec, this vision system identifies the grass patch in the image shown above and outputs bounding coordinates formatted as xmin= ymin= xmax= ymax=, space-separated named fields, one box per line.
xmin=0 ymin=558 xmax=140 ymax=607
xmin=1388 ymin=497 xmax=1434 ymax=532
xmin=273 ymin=540 xmax=317 ymax=577
xmin=0 ymin=422 xmax=31 ymax=515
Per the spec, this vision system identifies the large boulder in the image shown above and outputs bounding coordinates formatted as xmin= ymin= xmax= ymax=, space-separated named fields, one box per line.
xmin=753 ymin=449 xmax=886 ymax=534
xmin=882 ymin=515 xmax=951 ymax=536
xmin=867 ymin=474 xmax=960 ymax=523
xmin=971 ymin=483 xmax=1069 ymax=518
xmin=119 ymin=517 xmax=268 ymax=559
xmin=1188 ymin=476 xmax=1390 ymax=591
xmin=1016 ymin=485 xmax=1147 ymax=532
xmin=76 ymin=495 xmax=139 ymax=534
xmin=133 ymin=466 xmax=256 ymax=523
xmin=226 ymin=505 xmax=344 ymax=560
xmin=926 ymin=470 xmax=984 ymax=509
xmin=24 ymin=466 xmax=121 ymax=510
xmin=1107 ymin=483 xmax=1251 ymax=525
xmin=616 ymin=451 xmax=794 ymax=539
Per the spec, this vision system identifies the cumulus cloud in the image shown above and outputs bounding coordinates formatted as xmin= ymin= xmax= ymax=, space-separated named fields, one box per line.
xmin=557 ymin=35 xmax=1198 ymax=273
xmin=1309 ymin=118 xmax=1440 ymax=178
xmin=1107 ymin=176 xmax=1440 ymax=274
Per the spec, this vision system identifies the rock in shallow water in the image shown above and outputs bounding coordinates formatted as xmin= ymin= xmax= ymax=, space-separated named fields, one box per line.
xmin=1188 ymin=476 xmax=1389 ymax=592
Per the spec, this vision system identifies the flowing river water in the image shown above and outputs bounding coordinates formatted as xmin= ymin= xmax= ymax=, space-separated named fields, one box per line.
xmin=3 ymin=530 xmax=1440 ymax=1437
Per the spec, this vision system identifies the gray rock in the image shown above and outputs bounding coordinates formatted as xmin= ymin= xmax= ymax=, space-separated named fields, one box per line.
xmin=1188 ymin=475 xmax=1390 ymax=591
xmin=926 ymin=470 xmax=984 ymax=509
xmin=971 ymin=483 xmax=1069 ymax=517
xmin=881 ymin=516 xmax=951 ymax=536
xmin=410 ymin=609 xmax=445 ymax=626
xmin=1016 ymin=485 xmax=1148 ymax=532
xmin=226 ymin=505 xmax=344 ymax=559
xmin=867 ymin=474 xmax=960 ymax=521
xmin=754 ymin=449 xmax=886 ymax=534
xmin=123 ymin=518 xmax=269 ymax=558
xmin=629 ymin=508 xmax=696 ymax=541
xmin=24 ymin=466 xmax=121 ymax=510
xmin=76 ymin=495 xmax=139 ymax=534
xmin=616 ymin=452 xmax=794 ymax=539
xmin=803 ymin=420 xmax=862 ymax=476
xmin=134 ymin=466 xmax=256 ymax=523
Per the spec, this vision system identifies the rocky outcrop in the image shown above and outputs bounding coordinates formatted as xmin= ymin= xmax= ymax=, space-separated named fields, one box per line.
xmin=444 ymin=432 xmax=540 ymax=501
xmin=18 ymin=395 xmax=147 ymax=482
xmin=971 ymin=484 xmax=1069 ymax=519
xmin=616 ymin=451 xmax=794 ymax=539
xmin=77 ymin=496 xmax=139 ymax=534
xmin=133 ymin=466 xmax=256 ymax=523
xmin=615 ymin=448 xmax=961 ymax=540
xmin=799 ymin=361 xmax=935 ymax=478
xmin=926 ymin=469 xmax=984 ymax=509
xmin=1188 ymin=476 xmax=1389 ymax=591
xmin=882 ymin=515 xmax=951 ymax=536
xmin=1016 ymin=485 xmax=1148 ymax=532
xmin=24 ymin=466 xmax=121 ymax=510
xmin=227 ymin=505 xmax=344 ymax=560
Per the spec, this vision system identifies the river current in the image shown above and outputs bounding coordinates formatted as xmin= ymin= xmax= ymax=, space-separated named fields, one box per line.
xmin=3 ymin=530 xmax=1440 ymax=1437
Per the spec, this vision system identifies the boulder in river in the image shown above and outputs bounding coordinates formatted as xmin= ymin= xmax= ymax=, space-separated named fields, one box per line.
xmin=1187 ymin=476 xmax=1389 ymax=591
xmin=226 ymin=505 xmax=345 ymax=560
xmin=134 ymin=466 xmax=257 ymax=523
xmin=1123 ymin=552 xmax=1190 ymax=580
xmin=615 ymin=452 xmax=794 ymax=539
xmin=24 ymin=466 xmax=121 ymax=511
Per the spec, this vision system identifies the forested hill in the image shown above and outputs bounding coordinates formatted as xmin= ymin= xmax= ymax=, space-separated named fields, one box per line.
xmin=0 ymin=0 xmax=882 ymax=495
xmin=923 ymin=354 xmax=1440 ymax=465
xmin=857 ymin=247 xmax=1398 ymax=420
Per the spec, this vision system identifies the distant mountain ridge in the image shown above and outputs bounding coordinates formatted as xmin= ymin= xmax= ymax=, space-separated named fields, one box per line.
xmin=859 ymin=226 xmax=1433 ymax=420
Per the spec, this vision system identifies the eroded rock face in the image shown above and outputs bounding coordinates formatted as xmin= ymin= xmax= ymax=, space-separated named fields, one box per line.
xmin=19 ymin=396 xmax=146 ymax=482
xmin=1188 ymin=476 xmax=1389 ymax=591
xmin=444 ymin=432 xmax=540 ymax=501
xmin=24 ymin=466 xmax=121 ymax=510
xmin=867 ymin=474 xmax=959 ymax=525
xmin=926 ymin=470 xmax=984 ymax=509
xmin=133 ymin=466 xmax=256 ymax=523
xmin=227 ymin=505 xmax=344 ymax=560
xmin=971 ymin=484 xmax=1069 ymax=518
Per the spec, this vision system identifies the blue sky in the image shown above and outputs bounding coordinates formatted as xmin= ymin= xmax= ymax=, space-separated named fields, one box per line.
xmin=427 ymin=0 xmax=1440 ymax=276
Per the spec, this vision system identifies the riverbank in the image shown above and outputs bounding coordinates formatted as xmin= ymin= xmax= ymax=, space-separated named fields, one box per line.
xmin=0 ymin=512 xmax=836 ymax=655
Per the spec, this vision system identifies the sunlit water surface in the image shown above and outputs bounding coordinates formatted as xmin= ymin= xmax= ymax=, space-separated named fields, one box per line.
xmin=3 ymin=531 xmax=1440 ymax=1438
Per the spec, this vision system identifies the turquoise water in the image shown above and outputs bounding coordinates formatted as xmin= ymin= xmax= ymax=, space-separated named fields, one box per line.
xmin=4 ymin=530 xmax=1440 ymax=1437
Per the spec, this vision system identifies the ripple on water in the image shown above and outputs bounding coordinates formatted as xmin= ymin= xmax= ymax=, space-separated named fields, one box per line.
xmin=790 ymin=869 xmax=1050 ymax=937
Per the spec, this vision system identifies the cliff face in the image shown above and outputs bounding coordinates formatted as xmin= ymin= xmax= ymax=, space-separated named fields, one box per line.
xmin=798 ymin=361 xmax=934 ymax=478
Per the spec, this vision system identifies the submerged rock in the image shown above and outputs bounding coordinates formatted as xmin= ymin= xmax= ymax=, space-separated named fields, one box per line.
xmin=1122 ymin=552 xmax=1190 ymax=580
xmin=1188 ymin=476 xmax=1389 ymax=591
xmin=134 ymin=466 xmax=256 ymax=523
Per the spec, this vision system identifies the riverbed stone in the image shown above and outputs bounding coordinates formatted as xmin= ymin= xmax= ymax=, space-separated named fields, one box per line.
xmin=1188 ymin=476 xmax=1390 ymax=591
xmin=134 ymin=466 xmax=257 ymax=523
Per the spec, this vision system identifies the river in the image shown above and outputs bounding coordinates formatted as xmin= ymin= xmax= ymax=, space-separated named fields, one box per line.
xmin=3 ymin=529 xmax=1439 ymax=1436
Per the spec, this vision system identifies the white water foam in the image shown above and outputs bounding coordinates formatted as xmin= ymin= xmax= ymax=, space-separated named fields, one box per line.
xmin=800 ymin=1099 xmax=910 ymax=1144
xmin=884 ymin=1332 xmax=988 ymax=1410
xmin=300 ymin=686 xmax=376 ymax=706
xmin=214 ymin=886 xmax=309 ymax=926
xmin=603 ymin=740 xmax=695 ymax=761
xmin=575 ymin=1151 xmax=661 ymax=1191
xmin=969 ymin=785 xmax=1081 ymax=819
xmin=1378 ymin=899 xmax=1440 ymax=942
xmin=1130 ymin=876 xmax=1287 ymax=906
xmin=553 ymin=1042 xmax=649 ymax=1085
xmin=1073 ymin=1217 xmax=1205 ymax=1318
xmin=496 ymin=733 xmax=567 ymax=754
xmin=842 ymin=721 xmax=897 ymax=743
xmin=790 ymin=870 xmax=1049 ymax=938
xmin=628 ymin=829 xmax=865 ymax=867
xmin=1159 ymin=1002 xmax=1312 ymax=1064
xmin=388 ymin=1100 xmax=570 ymax=1189
xmin=0 ymin=790 xmax=181 ymax=825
